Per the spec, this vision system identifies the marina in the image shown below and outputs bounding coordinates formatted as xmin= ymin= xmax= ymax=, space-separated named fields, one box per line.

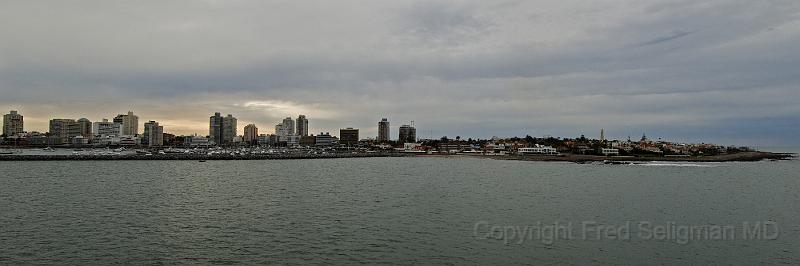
xmin=0 ymin=148 xmax=405 ymax=161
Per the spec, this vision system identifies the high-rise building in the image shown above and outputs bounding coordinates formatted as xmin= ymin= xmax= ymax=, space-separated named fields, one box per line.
xmin=378 ymin=118 xmax=390 ymax=142
xmin=223 ymin=114 xmax=237 ymax=144
xmin=275 ymin=124 xmax=285 ymax=137
xmin=77 ymin=118 xmax=92 ymax=139
xmin=143 ymin=120 xmax=163 ymax=147
xmin=49 ymin=119 xmax=81 ymax=145
xmin=143 ymin=120 xmax=153 ymax=146
xmin=399 ymin=124 xmax=417 ymax=143
xmin=210 ymin=112 xmax=224 ymax=145
xmin=296 ymin=115 xmax=309 ymax=137
xmin=244 ymin=124 xmax=258 ymax=145
xmin=276 ymin=117 xmax=295 ymax=142
xmin=114 ymin=111 xmax=139 ymax=135
xmin=282 ymin=117 xmax=295 ymax=136
xmin=3 ymin=110 xmax=23 ymax=137
xmin=93 ymin=119 xmax=121 ymax=137
xmin=339 ymin=128 xmax=359 ymax=145
xmin=209 ymin=112 xmax=237 ymax=145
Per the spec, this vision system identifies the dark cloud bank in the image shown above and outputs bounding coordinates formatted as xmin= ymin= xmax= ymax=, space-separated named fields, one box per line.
xmin=1 ymin=0 xmax=799 ymax=146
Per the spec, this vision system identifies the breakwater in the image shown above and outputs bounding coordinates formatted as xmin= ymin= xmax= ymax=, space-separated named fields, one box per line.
xmin=0 ymin=152 xmax=409 ymax=161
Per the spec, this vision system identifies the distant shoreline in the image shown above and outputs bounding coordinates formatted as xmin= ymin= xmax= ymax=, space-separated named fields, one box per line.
xmin=477 ymin=151 xmax=796 ymax=163
xmin=0 ymin=150 xmax=794 ymax=162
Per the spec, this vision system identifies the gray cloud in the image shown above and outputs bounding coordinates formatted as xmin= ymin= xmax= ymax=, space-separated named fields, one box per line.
xmin=1 ymin=0 xmax=799 ymax=146
xmin=639 ymin=30 xmax=694 ymax=46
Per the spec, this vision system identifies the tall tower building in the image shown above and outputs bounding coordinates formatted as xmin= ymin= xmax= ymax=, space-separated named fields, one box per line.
xmin=275 ymin=124 xmax=285 ymax=137
xmin=210 ymin=112 xmax=224 ymax=145
xmin=398 ymin=124 xmax=417 ymax=143
xmin=223 ymin=114 xmax=237 ymax=144
xmin=282 ymin=117 xmax=295 ymax=136
xmin=144 ymin=120 xmax=163 ymax=147
xmin=114 ymin=111 xmax=139 ymax=135
xmin=244 ymin=124 xmax=258 ymax=145
xmin=209 ymin=112 xmax=237 ymax=145
xmin=275 ymin=117 xmax=295 ymax=142
xmin=3 ymin=110 xmax=24 ymax=137
xmin=378 ymin=118 xmax=390 ymax=142
xmin=296 ymin=115 xmax=309 ymax=137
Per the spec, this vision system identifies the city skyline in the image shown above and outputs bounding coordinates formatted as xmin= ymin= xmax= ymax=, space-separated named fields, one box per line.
xmin=2 ymin=1 xmax=799 ymax=146
xmin=0 ymin=108 xmax=790 ymax=145
xmin=5 ymin=109 xmax=425 ymax=141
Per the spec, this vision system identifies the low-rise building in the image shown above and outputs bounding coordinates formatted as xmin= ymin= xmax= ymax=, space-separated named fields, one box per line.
xmin=315 ymin=132 xmax=334 ymax=146
xmin=118 ymin=135 xmax=140 ymax=146
xmin=26 ymin=132 xmax=48 ymax=146
xmin=339 ymin=128 xmax=359 ymax=145
xmin=286 ymin=135 xmax=300 ymax=146
xmin=484 ymin=143 xmax=510 ymax=155
xmin=518 ymin=145 xmax=559 ymax=155
xmin=300 ymin=135 xmax=316 ymax=146
xmin=400 ymin=143 xmax=427 ymax=153
xmin=257 ymin=134 xmax=279 ymax=146
xmin=93 ymin=119 xmax=121 ymax=137
xmin=185 ymin=135 xmax=210 ymax=148
xmin=600 ymin=148 xmax=620 ymax=156
xmin=439 ymin=142 xmax=471 ymax=153
xmin=72 ymin=136 xmax=90 ymax=146
xmin=49 ymin=119 xmax=81 ymax=145
xmin=95 ymin=135 xmax=122 ymax=146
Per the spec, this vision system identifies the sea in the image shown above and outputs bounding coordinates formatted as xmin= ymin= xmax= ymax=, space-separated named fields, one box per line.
xmin=1 ymin=148 xmax=798 ymax=264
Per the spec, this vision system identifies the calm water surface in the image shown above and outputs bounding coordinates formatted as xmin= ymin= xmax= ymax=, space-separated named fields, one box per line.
xmin=1 ymin=155 xmax=799 ymax=264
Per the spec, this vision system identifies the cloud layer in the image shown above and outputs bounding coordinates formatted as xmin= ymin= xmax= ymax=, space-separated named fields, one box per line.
xmin=1 ymin=0 xmax=799 ymax=146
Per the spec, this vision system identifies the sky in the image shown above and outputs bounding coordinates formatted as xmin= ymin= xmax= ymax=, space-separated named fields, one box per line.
xmin=1 ymin=0 xmax=799 ymax=146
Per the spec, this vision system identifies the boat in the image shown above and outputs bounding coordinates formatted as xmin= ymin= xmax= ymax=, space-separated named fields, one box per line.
xmin=603 ymin=160 xmax=634 ymax=165
xmin=164 ymin=148 xmax=184 ymax=154
xmin=42 ymin=147 xmax=56 ymax=152
xmin=198 ymin=160 xmax=207 ymax=162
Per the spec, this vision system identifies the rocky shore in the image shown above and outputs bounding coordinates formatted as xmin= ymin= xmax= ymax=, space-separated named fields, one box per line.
xmin=491 ymin=151 xmax=796 ymax=163
xmin=0 ymin=152 xmax=409 ymax=161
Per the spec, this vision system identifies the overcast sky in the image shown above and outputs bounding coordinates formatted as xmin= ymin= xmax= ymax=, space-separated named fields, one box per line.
xmin=2 ymin=0 xmax=799 ymax=146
